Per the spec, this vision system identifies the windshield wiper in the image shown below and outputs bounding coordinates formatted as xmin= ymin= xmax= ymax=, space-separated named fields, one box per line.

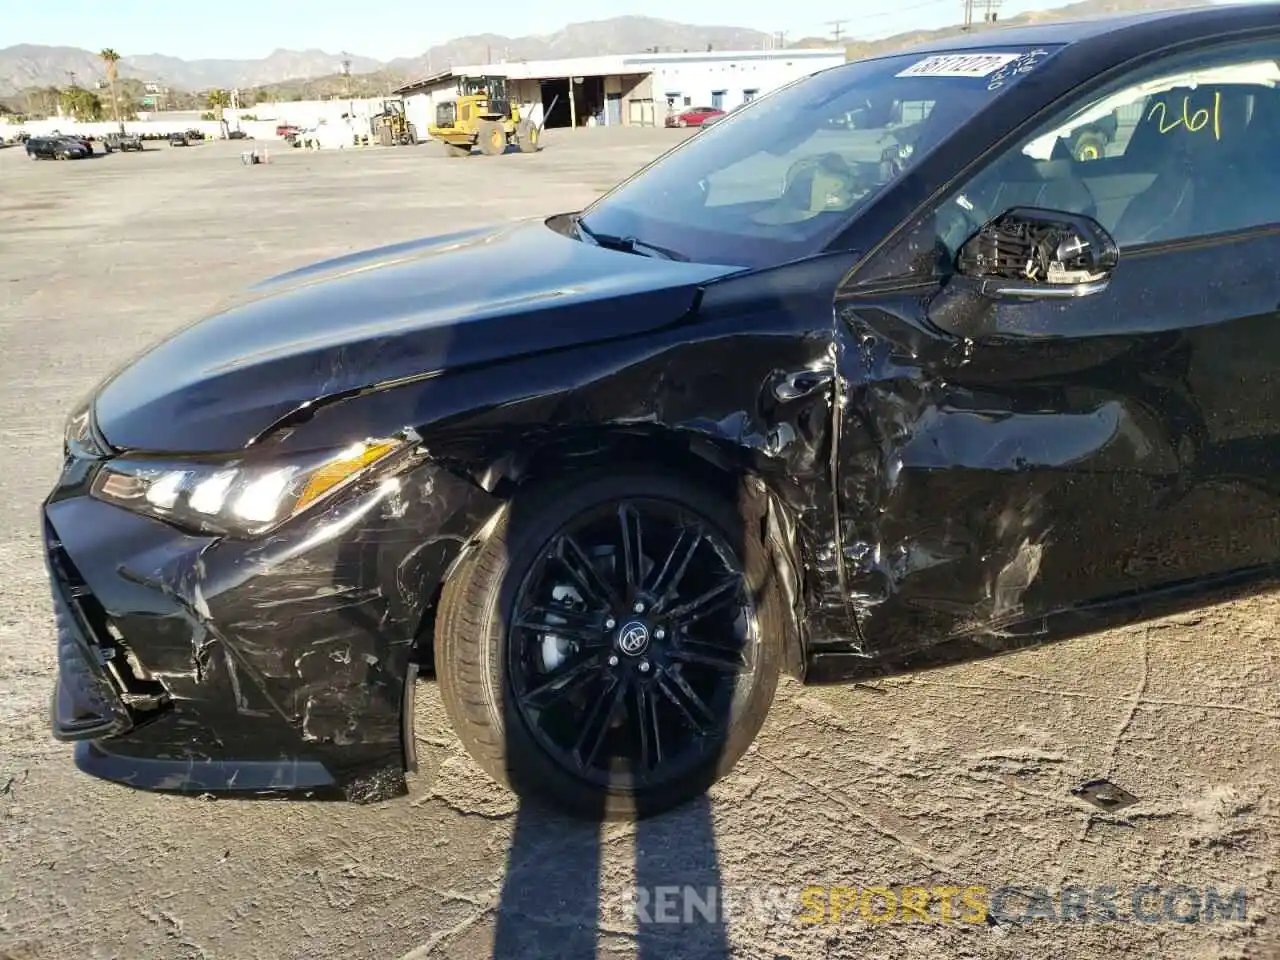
xmin=574 ymin=216 xmax=688 ymax=261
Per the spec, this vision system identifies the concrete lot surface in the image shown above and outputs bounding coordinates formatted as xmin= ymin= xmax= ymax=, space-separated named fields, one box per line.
xmin=0 ymin=130 xmax=1276 ymax=960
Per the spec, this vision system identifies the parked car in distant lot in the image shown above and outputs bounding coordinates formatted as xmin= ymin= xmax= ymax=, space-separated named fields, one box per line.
xmin=50 ymin=132 xmax=96 ymax=155
xmin=666 ymin=106 xmax=726 ymax=128
xmin=168 ymin=131 xmax=191 ymax=147
xmin=25 ymin=135 xmax=91 ymax=160
xmin=103 ymin=132 xmax=144 ymax=152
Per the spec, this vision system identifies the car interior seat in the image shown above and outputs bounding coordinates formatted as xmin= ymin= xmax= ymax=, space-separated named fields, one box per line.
xmin=981 ymin=153 xmax=1099 ymax=220
xmin=1201 ymin=87 xmax=1280 ymax=234
xmin=1111 ymin=86 xmax=1250 ymax=246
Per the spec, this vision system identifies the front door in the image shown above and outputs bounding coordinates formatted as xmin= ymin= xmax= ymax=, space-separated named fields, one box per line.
xmin=832 ymin=35 xmax=1280 ymax=662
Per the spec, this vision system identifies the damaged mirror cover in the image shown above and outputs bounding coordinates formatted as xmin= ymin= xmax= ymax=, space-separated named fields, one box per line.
xmin=956 ymin=207 xmax=1119 ymax=300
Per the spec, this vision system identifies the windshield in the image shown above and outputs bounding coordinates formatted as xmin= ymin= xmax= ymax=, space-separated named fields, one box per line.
xmin=579 ymin=46 xmax=1062 ymax=269
xmin=461 ymin=76 xmax=507 ymax=98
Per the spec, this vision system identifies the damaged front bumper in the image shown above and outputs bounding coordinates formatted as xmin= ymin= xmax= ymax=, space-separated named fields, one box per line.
xmin=42 ymin=457 xmax=498 ymax=801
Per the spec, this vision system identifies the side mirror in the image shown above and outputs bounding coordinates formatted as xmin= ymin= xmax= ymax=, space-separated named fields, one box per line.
xmin=956 ymin=207 xmax=1118 ymax=300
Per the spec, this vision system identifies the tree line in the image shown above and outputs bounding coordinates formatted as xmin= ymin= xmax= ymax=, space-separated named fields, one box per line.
xmin=1 ymin=48 xmax=410 ymax=122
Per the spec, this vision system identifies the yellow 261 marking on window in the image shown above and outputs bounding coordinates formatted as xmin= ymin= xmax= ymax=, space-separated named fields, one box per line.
xmin=1146 ymin=91 xmax=1222 ymax=140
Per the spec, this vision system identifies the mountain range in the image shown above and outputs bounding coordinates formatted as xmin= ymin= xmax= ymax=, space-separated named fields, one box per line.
xmin=0 ymin=1 xmax=1208 ymax=97
xmin=0 ymin=18 xmax=772 ymax=96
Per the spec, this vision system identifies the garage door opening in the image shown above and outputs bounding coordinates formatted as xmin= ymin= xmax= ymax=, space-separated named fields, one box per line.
xmin=538 ymin=76 xmax=609 ymax=128
xmin=540 ymin=79 xmax=571 ymax=128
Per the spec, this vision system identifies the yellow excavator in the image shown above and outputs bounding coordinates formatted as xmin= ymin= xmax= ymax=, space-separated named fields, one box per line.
xmin=370 ymin=99 xmax=418 ymax=146
xmin=428 ymin=75 xmax=540 ymax=157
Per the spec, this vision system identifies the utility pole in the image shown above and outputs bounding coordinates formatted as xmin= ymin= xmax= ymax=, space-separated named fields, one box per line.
xmin=981 ymin=0 xmax=1002 ymax=22
xmin=66 ymin=70 xmax=77 ymax=87
xmin=826 ymin=19 xmax=847 ymax=43
xmin=962 ymin=0 xmax=974 ymax=30
xmin=774 ymin=30 xmax=789 ymax=49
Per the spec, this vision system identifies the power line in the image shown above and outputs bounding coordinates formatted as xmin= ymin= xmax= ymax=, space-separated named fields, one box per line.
xmin=851 ymin=0 xmax=964 ymax=23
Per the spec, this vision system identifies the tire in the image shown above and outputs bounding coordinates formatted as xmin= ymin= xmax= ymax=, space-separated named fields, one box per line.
xmin=476 ymin=119 xmax=506 ymax=156
xmin=1071 ymin=130 xmax=1108 ymax=162
xmin=435 ymin=469 xmax=783 ymax=821
xmin=517 ymin=121 xmax=539 ymax=154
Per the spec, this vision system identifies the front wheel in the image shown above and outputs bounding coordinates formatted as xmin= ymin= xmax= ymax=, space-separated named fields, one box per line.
xmin=435 ymin=470 xmax=782 ymax=820
xmin=516 ymin=121 xmax=539 ymax=153
xmin=476 ymin=119 xmax=506 ymax=156
xmin=1071 ymin=130 xmax=1108 ymax=162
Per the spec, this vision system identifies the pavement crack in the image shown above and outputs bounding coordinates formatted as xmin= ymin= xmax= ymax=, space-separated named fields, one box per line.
xmin=397 ymin=903 xmax=494 ymax=959
xmin=759 ymin=754 xmax=956 ymax=874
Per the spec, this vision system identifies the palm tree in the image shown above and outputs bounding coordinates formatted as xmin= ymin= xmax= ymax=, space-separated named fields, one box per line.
xmin=206 ymin=88 xmax=232 ymax=137
xmin=99 ymin=48 xmax=121 ymax=128
xmin=206 ymin=88 xmax=230 ymax=119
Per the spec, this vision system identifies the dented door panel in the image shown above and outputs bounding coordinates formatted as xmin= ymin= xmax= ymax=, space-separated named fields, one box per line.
xmin=827 ymin=231 xmax=1280 ymax=675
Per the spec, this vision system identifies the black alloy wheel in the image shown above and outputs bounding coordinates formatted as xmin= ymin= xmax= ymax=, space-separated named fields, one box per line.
xmin=509 ymin=497 xmax=759 ymax=790
xmin=435 ymin=471 xmax=782 ymax=820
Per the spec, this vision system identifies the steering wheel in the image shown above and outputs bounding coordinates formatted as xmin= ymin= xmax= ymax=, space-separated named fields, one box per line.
xmin=778 ymin=151 xmax=869 ymax=212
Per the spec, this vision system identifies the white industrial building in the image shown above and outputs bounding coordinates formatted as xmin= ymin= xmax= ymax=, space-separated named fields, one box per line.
xmin=395 ymin=48 xmax=845 ymax=135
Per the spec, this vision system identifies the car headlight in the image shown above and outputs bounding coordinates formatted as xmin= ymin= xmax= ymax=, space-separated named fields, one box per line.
xmin=89 ymin=438 xmax=407 ymax=537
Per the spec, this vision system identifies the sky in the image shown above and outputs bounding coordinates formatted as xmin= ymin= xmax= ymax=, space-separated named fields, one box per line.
xmin=4 ymin=0 xmax=1061 ymax=60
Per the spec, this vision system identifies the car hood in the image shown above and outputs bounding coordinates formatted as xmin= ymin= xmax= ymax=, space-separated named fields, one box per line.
xmin=92 ymin=218 xmax=740 ymax=453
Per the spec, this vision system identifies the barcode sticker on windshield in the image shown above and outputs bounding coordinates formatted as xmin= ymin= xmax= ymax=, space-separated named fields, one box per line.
xmin=897 ymin=53 xmax=1023 ymax=78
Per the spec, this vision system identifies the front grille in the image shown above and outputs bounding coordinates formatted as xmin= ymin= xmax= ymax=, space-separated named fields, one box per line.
xmin=46 ymin=522 xmax=170 ymax=740
xmin=51 ymin=581 xmax=132 ymax=739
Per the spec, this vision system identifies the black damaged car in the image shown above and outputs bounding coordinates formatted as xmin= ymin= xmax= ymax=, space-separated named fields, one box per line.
xmin=26 ymin=135 xmax=91 ymax=160
xmin=44 ymin=3 xmax=1280 ymax=817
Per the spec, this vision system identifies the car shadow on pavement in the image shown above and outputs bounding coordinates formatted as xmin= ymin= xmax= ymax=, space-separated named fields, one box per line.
xmin=492 ymin=797 xmax=728 ymax=958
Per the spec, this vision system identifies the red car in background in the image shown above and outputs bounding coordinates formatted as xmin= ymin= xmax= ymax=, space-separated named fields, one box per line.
xmin=666 ymin=106 xmax=725 ymax=128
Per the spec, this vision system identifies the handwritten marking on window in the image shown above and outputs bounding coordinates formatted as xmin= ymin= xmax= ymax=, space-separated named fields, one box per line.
xmin=1146 ymin=91 xmax=1223 ymax=140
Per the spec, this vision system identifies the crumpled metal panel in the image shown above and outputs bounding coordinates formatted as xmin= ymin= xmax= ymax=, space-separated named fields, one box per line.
xmin=266 ymin=252 xmax=866 ymax=682
xmin=827 ymin=224 xmax=1280 ymax=678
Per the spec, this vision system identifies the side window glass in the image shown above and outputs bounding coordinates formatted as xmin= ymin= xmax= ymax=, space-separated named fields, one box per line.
xmin=867 ymin=40 xmax=1280 ymax=283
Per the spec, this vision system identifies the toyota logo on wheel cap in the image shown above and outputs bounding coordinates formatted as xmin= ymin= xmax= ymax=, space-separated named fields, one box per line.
xmin=617 ymin=621 xmax=650 ymax=656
